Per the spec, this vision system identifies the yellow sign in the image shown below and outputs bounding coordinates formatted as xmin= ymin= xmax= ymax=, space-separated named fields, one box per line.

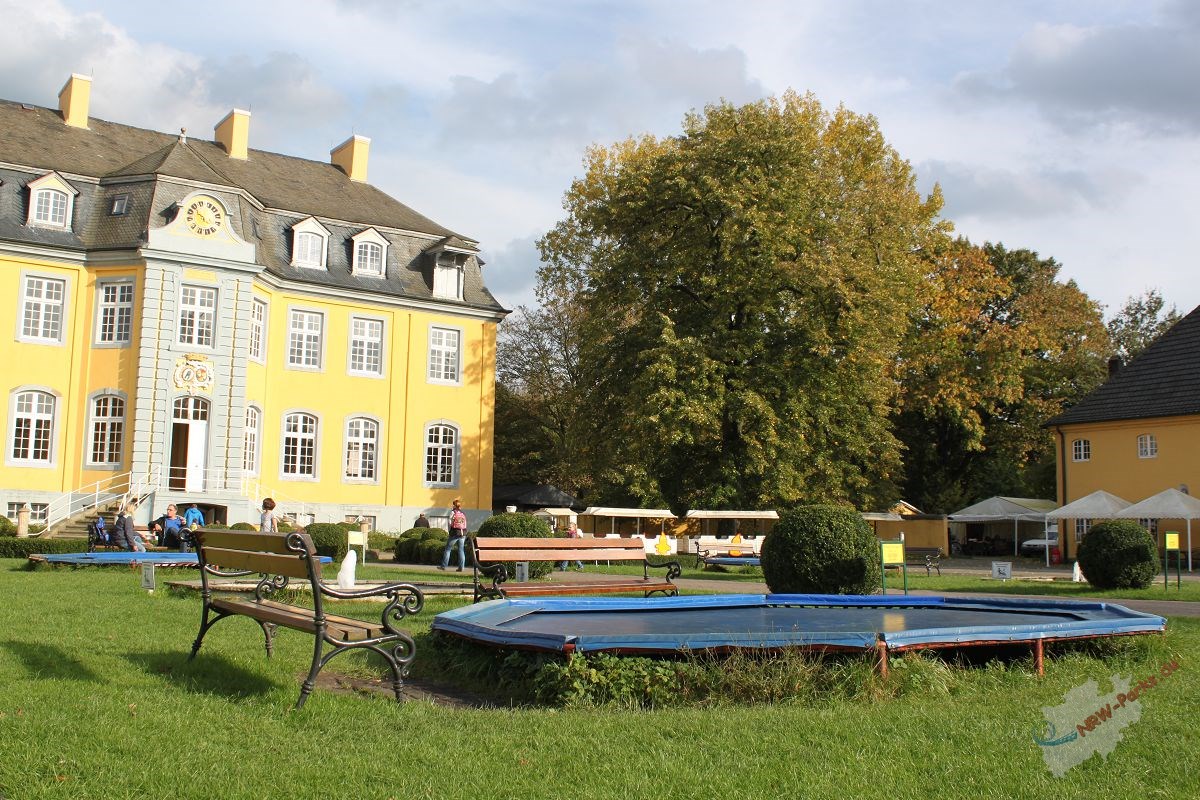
xmin=880 ymin=542 xmax=905 ymax=565
xmin=730 ymin=533 xmax=743 ymax=557
xmin=1165 ymin=532 xmax=1180 ymax=551
xmin=654 ymin=533 xmax=672 ymax=555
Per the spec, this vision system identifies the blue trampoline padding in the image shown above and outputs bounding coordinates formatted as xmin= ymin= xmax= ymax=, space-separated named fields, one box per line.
xmin=432 ymin=593 xmax=1166 ymax=654
xmin=702 ymin=556 xmax=761 ymax=567
xmin=35 ymin=551 xmax=334 ymax=566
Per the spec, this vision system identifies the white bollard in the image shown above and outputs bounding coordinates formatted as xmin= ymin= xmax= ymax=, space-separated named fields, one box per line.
xmin=337 ymin=550 xmax=357 ymax=590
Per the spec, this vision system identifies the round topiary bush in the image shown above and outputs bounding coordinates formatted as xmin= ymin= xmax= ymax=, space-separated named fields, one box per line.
xmin=475 ymin=512 xmax=555 ymax=579
xmin=1077 ymin=519 xmax=1158 ymax=589
xmin=760 ymin=505 xmax=882 ymax=594
xmin=0 ymin=516 xmax=15 ymax=536
xmin=229 ymin=522 xmax=257 ymax=531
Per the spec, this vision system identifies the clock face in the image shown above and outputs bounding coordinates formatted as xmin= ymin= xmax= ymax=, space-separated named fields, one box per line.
xmin=184 ymin=196 xmax=225 ymax=237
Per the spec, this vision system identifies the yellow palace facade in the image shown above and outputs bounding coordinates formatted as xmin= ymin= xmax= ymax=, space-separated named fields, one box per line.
xmin=0 ymin=75 xmax=506 ymax=531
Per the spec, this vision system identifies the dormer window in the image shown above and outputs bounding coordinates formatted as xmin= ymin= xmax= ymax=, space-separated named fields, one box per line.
xmin=109 ymin=194 xmax=131 ymax=216
xmin=351 ymin=228 xmax=388 ymax=277
xmin=433 ymin=251 xmax=466 ymax=301
xmin=290 ymin=217 xmax=330 ymax=269
xmin=26 ymin=172 xmax=78 ymax=230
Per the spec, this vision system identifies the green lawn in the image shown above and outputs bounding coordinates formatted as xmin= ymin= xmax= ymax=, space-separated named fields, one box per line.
xmin=1 ymin=559 xmax=1196 ymax=799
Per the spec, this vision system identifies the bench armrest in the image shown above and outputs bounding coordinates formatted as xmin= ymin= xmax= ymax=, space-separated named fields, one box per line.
xmin=318 ymin=581 xmax=425 ymax=634
xmin=646 ymin=559 xmax=682 ymax=582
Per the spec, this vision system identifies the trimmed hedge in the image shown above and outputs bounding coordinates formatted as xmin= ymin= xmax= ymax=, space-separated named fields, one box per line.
xmin=229 ymin=522 xmax=257 ymax=531
xmin=760 ymin=505 xmax=881 ymax=594
xmin=305 ymin=521 xmax=356 ymax=561
xmin=1077 ymin=519 xmax=1159 ymax=589
xmin=393 ymin=528 xmax=449 ymax=565
xmin=0 ymin=516 xmax=15 ymax=536
xmin=476 ymin=513 xmax=555 ymax=579
xmin=0 ymin=537 xmax=90 ymax=558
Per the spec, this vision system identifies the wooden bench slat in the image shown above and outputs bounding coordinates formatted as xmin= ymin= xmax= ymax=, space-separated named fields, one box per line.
xmin=478 ymin=548 xmax=648 ymax=562
xmin=202 ymin=547 xmax=312 ymax=579
xmin=211 ymin=599 xmax=382 ymax=641
xmin=199 ymin=530 xmax=306 ymax=555
xmin=475 ymin=537 xmax=646 ymax=550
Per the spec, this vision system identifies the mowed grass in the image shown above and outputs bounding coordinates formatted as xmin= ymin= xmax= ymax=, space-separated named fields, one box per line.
xmin=1 ymin=559 xmax=1197 ymax=799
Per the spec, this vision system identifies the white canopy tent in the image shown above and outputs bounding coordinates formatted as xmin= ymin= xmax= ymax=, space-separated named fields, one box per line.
xmin=1044 ymin=490 xmax=1132 ymax=567
xmin=580 ymin=507 xmax=675 ymax=537
xmin=948 ymin=496 xmax=1058 ymax=556
xmin=684 ymin=509 xmax=778 ymax=537
xmin=1114 ymin=488 xmax=1200 ymax=572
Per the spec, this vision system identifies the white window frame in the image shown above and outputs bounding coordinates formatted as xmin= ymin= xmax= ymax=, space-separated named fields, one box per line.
xmin=432 ymin=251 xmax=466 ymax=300
xmin=94 ymin=279 xmax=135 ymax=347
xmin=351 ymin=228 xmax=389 ymax=277
xmin=25 ymin=172 xmax=78 ymax=230
xmin=7 ymin=387 xmax=59 ymax=468
xmin=18 ymin=273 xmax=68 ymax=345
xmin=86 ymin=390 xmax=126 ymax=469
xmin=178 ymin=284 xmax=217 ymax=348
xmin=348 ymin=316 xmax=385 ymax=377
xmin=1137 ymin=433 xmax=1158 ymax=459
xmin=1071 ymin=438 xmax=1090 ymax=462
xmin=343 ymin=415 xmax=381 ymax=483
xmin=290 ymin=217 xmax=331 ymax=269
xmin=249 ymin=298 xmax=268 ymax=363
xmin=287 ymin=308 xmax=325 ymax=370
xmin=1074 ymin=518 xmax=1091 ymax=542
xmin=7 ymin=502 xmax=49 ymax=524
xmin=243 ymin=405 xmax=261 ymax=476
xmin=280 ymin=410 xmax=320 ymax=481
xmin=423 ymin=420 xmax=459 ymax=487
xmin=427 ymin=325 xmax=462 ymax=385
xmin=1139 ymin=518 xmax=1159 ymax=535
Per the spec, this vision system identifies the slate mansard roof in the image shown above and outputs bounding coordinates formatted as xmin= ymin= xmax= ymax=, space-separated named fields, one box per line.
xmin=1046 ymin=305 xmax=1200 ymax=427
xmin=0 ymin=98 xmax=504 ymax=312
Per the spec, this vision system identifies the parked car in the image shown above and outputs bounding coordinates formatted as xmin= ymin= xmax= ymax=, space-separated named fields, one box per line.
xmin=1020 ymin=535 xmax=1059 ymax=557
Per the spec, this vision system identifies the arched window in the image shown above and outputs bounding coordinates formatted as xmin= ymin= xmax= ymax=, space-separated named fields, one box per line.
xmin=243 ymin=406 xmax=260 ymax=474
xmin=33 ymin=189 xmax=69 ymax=227
xmin=88 ymin=394 xmax=125 ymax=465
xmin=344 ymin=417 xmax=379 ymax=481
xmin=1071 ymin=439 xmax=1090 ymax=462
xmin=282 ymin=412 xmax=318 ymax=477
xmin=424 ymin=422 xmax=458 ymax=486
xmin=10 ymin=390 xmax=56 ymax=464
xmin=355 ymin=241 xmax=384 ymax=276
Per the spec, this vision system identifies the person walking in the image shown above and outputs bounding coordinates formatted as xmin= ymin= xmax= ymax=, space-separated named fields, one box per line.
xmin=260 ymin=498 xmax=278 ymax=533
xmin=439 ymin=499 xmax=468 ymax=572
xmin=557 ymin=521 xmax=585 ymax=571
xmin=413 ymin=513 xmax=431 ymax=528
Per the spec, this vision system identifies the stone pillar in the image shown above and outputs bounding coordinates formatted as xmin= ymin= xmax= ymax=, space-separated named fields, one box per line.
xmin=16 ymin=503 xmax=30 ymax=537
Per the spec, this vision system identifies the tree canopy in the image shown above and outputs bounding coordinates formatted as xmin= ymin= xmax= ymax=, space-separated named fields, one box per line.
xmin=536 ymin=92 xmax=943 ymax=514
xmin=1106 ymin=288 xmax=1181 ymax=362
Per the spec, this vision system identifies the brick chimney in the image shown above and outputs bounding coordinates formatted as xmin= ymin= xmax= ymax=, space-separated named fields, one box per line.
xmin=214 ymin=109 xmax=251 ymax=159
xmin=331 ymin=135 xmax=370 ymax=182
xmin=58 ymin=74 xmax=92 ymax=129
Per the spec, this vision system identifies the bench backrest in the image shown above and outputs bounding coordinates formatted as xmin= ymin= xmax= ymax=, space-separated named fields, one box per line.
xmin=194 ymin=530 xmax=324 ymax=608
xmin=474 ymin=536 xmax=649 ymax=562
xmin=696 ymin=536 xmax=759 ymax=555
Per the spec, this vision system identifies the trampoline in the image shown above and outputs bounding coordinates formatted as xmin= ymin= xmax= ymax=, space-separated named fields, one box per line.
xmin=31 ymin=551 xmax=333 ymax=567
xmin=700 ymin=556 xmax=761 ymax=567
xmin=433 ymin=594 xmax=1165 ymax=671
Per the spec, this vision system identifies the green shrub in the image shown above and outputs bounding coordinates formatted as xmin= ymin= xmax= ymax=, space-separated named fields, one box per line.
xmin=305 ymin=522 xmax=355 ymax=561
xmin=475 ymin=513 xmax=554 ymax=579
xmin=229 ymin=522 xmax=257 ymax=531
xmin=367 ymin=531 xmax=396 ymax=551
xmin=1077 ymin=519 xmax=1159 ymax=589
xmin=760 ymin=505 xmax=881 ymax=594
xmin=277 ymin=518 xmax=295 ymax=532
xmin=0 ymin=537 xmax=90 ymax=558
xmin=0 ymin=516 xmax=15 ymax=536
xmin=392 ymin=528 xmax=449 ymax=565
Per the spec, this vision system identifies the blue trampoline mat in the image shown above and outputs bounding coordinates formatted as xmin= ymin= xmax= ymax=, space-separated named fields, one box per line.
xmin=433 ymin=593 xmax=1165 ymax=653
xmin=35 ymin=551 xmax=334 ymax=566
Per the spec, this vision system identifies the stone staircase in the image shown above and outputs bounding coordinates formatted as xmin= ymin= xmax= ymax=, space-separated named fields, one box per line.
xmin=44 ymin=501 xmax=124 ymax=540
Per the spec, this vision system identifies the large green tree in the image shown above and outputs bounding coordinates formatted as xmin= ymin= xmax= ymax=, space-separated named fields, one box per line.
xmin=1106 ymin=288 xmax=1181 ymax=362
xmin=537 ymin=92 xmax=943 ymax=514
xmin=894 ymin=242 xmax=1109 ymax=511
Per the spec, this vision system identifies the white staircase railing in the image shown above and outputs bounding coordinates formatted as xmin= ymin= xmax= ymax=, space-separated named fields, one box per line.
xmin=44 ymin=471 xmax=137 ymax=533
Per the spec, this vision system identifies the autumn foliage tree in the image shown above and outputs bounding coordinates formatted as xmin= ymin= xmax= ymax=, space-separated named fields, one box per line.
xmin=536 ymin=92 xmax=944 ymax=514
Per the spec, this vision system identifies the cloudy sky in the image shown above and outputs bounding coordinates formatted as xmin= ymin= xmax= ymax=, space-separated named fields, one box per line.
xmin=3 ymin=0 xmax=1196 ymax=315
